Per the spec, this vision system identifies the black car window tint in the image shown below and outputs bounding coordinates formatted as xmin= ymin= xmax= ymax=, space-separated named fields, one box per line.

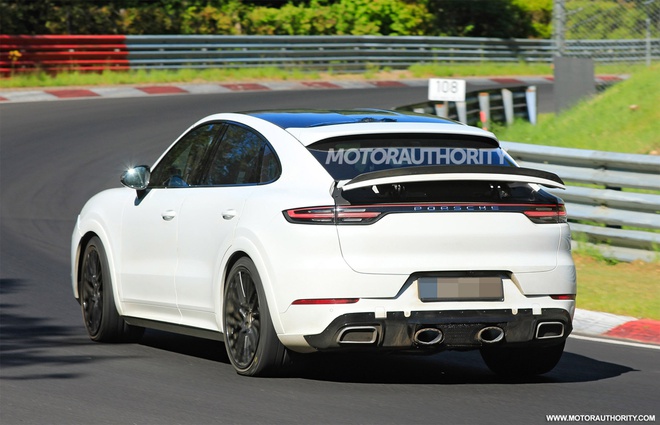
xmin=260 ymin=144 xmax=281 ymax=183
xmin=205 ymin=124 xmax=279 ymax=186
xmin=307 ymin=134 xmax=512 ymax=181
xmin=150 ymin=124 xmax=218 ymax=188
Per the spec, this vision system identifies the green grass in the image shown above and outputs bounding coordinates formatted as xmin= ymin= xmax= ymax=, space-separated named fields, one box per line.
xmin=409 ymin=62 xmax=651 ymax=78
xmin=2 ymin=61 xmax=650 ymax=90
xmin=408 ymin=62 xmax=552 ymax=77
xmin=0 ymin=66 xmax=323 ymax=89
xmin=573 ymin=253 xmax=660 ymax=320
xmin=492 ymin=64 xmax=660 ymax=155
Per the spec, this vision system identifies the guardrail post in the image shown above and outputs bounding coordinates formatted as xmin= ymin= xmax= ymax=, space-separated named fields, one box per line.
xmin=526 ymin=86 xmax=537 ymax=125
xmin=501 ymin=89 xmax=514 ymax=125
xmin=478 ymin=92 xmax=490 ymax=130
xmin=434 ymin=102 xmax=448 ymax=118
xmin=456 ymin=101 xmax=467 ymax=124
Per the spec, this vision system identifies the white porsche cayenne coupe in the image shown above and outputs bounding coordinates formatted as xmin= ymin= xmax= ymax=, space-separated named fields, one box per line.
xmin=71 ymin=109 xmax=576 ymax=377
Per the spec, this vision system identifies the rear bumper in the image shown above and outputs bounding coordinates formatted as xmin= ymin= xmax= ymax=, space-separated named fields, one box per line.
xmin=303 ymin=308 xmax=572 ymax=351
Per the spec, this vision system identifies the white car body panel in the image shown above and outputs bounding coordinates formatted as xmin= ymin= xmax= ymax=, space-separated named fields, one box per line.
xmin=174 ymin=186 xmax=251 ymax=330
xmin=72 ymin=188 xmax=131 ymax=313
xmin=120 ymin=188 xmax=184 ymax=322
xmin=336 ymin=212 xmax=563 ymax=274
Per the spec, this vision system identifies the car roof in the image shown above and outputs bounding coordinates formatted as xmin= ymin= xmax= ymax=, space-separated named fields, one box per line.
xmin=242 ymin=109 xmax=500 ymax=147
xmin=245 ymin=109 xmax=459 ymax=128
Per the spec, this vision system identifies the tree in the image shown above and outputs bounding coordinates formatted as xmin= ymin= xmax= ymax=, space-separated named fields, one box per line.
xmin=425 ymin=0 xmax=540 ymax=38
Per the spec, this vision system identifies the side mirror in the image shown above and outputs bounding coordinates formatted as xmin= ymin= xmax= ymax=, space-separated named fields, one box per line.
xmin=120 ymin=165 xmax=150 ymax=191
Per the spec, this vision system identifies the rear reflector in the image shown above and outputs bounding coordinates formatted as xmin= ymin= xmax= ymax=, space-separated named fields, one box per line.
xmin=550 ymin=294 xmax=576 ymax=300
xmin=292 ymin=298 xmax=360 ymax=305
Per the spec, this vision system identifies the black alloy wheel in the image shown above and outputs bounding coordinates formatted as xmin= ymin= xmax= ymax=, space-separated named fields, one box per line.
xmin=223 ymin=257 xmax=290 ymax=376
xmin=224 ymin=265 xmax=261 ymax=370
xmin=81 ymin=243 xmax=104 ymax=338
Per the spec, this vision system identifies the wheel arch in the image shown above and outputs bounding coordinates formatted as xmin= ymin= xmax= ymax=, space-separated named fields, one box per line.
xmin=71 ymin=188 xmax=128 ymax=304
xmin=217 ymin=241 xmax=284 ymax=335
xmin=73 ymin=231 xmax=98 ymax=300
xmin=72 ymin=224 xmax=125 ymax=316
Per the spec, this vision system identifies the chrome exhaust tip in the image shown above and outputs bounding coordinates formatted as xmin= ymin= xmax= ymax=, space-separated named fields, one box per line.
xmin=413 ymin=327 xmax=444 ymax=345
xmin=337 ymin=326 xmax=378 ymax=344
xmin=535 ymin=322 xmax=565 ymax=339
xmin=477 ymin=326 xmax=505 ymax=344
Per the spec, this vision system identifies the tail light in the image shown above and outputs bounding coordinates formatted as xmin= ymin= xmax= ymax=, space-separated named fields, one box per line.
xmin=523 ymin=204 xmax=568 ymax=224
xmin=284 ymin=203 xmax=568 ymax=225
xmin=284 ymin=206 xmax=382 ymax=225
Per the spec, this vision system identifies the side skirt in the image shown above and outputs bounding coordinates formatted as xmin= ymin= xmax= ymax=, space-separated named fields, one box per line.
xmin=124 ymin=316 xmax=224 ymax=342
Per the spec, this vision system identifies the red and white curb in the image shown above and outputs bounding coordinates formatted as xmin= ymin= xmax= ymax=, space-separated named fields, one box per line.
xmin=0 ymin=79 xmax=427 ymax=103
xmin=0 ymin=75 xmax=626 ymax=104
xmin=573 ymin=308 xmax=660 ymax=346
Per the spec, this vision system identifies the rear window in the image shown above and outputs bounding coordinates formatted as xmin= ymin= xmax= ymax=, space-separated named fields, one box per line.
xmin=308 ymin=134 xmax=514 ymax=180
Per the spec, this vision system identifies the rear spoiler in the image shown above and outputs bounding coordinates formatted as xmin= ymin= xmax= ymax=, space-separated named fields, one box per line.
xmin=337 ymin=165 xmax=565 ymax=191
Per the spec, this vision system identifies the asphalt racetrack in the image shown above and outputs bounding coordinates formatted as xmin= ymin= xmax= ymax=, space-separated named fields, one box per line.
xmin=1 ymin=84 xmax=658 ymax=424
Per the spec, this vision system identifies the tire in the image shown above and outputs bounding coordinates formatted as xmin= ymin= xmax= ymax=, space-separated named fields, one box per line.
xmin=79 ymin=236 xmax=144 ymax=343
xmin=223 ymin=257 xmax=289 ymax=376
xmin=480 ymin=341 xmax=565 ymax=377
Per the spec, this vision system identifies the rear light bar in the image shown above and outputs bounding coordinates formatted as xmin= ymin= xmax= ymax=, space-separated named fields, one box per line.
xmin=292 ymin=298 xmax=360 ymax=305
xmin=285 ymin=207 xmax=382 ymax=225
xmin=284 ymin=203 xmax=568 ymax=225
xmin=523 ymin=204 xmax=568 ymax=224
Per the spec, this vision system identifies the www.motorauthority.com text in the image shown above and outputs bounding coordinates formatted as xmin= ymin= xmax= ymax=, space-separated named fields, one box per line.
xmin=546 ymin=414 xmax=655 ymax=422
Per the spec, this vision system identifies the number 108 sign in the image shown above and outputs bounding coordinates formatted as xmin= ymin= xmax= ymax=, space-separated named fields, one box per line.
xmin=428 ymin=78 xmax=466 ymax=102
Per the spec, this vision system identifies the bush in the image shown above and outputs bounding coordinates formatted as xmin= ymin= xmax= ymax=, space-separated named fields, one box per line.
xmin=181 ymin=1 xmax=245 ymax=35
xmin=0 ymin=0 xmax=546 ymax=38
xmin=244 ymin=1 xmax=335 ymax=35
xmin=330 ymin=0 xmax=432 ymax=36
xmin=425 ymin=0 xmax=544 ymax=38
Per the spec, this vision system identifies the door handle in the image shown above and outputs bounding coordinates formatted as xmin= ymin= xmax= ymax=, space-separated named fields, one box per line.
xmin=222 ymin=209 xmax=237 ymax=220
xmin=161 ymin=210 xmax=176 ymax=221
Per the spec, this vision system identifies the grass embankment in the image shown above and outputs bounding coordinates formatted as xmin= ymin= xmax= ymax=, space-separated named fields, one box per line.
xmin=3 ymin=61 xmax=658 ymax=320
xmin=494 ymin=64 xmax=660 ymax=155
xmin=574 ymin=255 xmax=660 ymax=320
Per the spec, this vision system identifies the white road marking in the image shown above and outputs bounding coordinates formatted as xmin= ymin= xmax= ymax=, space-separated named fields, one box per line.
xmin=569 ymin=333 xmax=660 ymax=350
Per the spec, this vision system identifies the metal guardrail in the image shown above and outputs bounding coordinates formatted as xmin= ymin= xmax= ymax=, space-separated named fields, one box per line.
xmin=0 ymin=35 xmax=129 ymax=74
xmin=2 ymin=35 xmax=659 ymax=75
xmin=396 ymin=86 xmax=538 ymax=128
xmin=501 ymin=141 xmax=660 ymax=262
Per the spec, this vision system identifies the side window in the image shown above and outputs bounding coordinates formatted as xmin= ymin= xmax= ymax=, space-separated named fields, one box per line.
xmin=204 ymin=124 xmax=281 ymax=186
xmin=260 ymin=144 xmax=280 ymax=183
xmin=149 ymin=124 xmax=219 ymax=188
